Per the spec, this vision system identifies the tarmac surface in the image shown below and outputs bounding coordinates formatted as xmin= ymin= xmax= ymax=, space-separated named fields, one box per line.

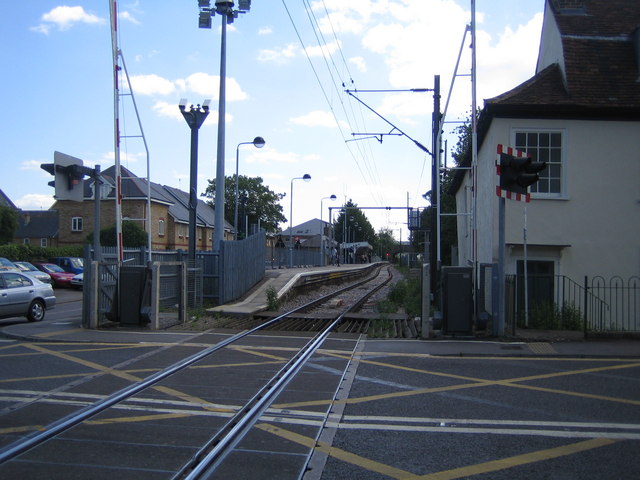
xmin=0 ymin=265 xmax=639 ymax=480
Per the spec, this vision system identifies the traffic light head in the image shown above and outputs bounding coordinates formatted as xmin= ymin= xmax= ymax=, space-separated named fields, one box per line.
xmin=40 ymin=152 xmax=85 ymax=202
xmin=499 ymin=153 xmax=546 ymax=195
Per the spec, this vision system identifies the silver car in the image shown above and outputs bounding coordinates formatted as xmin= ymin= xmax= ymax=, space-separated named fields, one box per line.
xmin=14 ymin=261 xmax=54 ymax=285
xmin=0 ymin=271 xmax=56 ymax=322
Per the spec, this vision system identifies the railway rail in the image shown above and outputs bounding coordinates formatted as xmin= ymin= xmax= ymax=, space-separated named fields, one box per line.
xmin=0 ymin=265 xmax=393 ymax=479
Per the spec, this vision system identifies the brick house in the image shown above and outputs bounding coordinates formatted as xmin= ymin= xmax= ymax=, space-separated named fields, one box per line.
xmin=53 ymin=164 xmax=233 ymax=250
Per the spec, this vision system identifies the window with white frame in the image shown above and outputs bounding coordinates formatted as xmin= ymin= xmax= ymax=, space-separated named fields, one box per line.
xmin=71 ymin=217 xmax=83 ymax=232
xmin=158 ymin=218 xmax=165 ymax=236
xmin=514 ymin=131 xmax=563 ymax=195
xmin=23 ymin=238 xmax=30 ymax=245
xmin=40 ymin=238 xmax=48 ymax=247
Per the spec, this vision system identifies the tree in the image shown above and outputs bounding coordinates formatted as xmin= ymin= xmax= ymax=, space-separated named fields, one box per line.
xmin=204 ymin=175 xmax=286 ymax=236
xmin=376 ymin=227 xmax=398 ymax=261
xmin=0 ymin=206 xmax=19 ymax=245
xmin=411 ymin=115 xmax=474 ymax=265
xmin=88 ymin=220 xmax=148 ymax=248
xmin=332 ymin=200 xmax=375 ymax=246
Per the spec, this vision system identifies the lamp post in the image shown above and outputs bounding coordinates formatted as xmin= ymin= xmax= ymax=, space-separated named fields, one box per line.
xmin=289 ymin=174 xmax=311 ymax=268
xmin=320 ymin=194 xmax=336 ymax=266
xmin=198 ymin=0 xmax=253 ymax=251
xmin=179 ymin=99 xmax=210 ymax=261
xmin=234 ymin=136 xmax=265 ymax=240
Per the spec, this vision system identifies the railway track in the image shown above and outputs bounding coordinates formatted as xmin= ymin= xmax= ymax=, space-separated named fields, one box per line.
xmin=0 ymin=265 xmax=394 ymax=479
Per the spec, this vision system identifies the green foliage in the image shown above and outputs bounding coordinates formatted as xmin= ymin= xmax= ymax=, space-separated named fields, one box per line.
xmin=333 ymin=199 xmax=376 ymax=247
xmin=376 ymin=277 xmax=421 ymax=317
xmin=522 ymin=302 xmax=583 ymax=330
xmin=88 ymin=220 xmax=148 ymax=248
xmin=265 ymin=286 xmax=280 ymax=311
xmin=0 ymin=244 xmax=83 ymax=262
xmin=0 ymin=206 xmax=19 ymax=245
xmin=204 ymin=175 xmax=286 ymax=234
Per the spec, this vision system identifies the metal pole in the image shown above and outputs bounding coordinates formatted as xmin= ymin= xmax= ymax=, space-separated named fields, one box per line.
xmin=497 ymin=197 xmax=506 ymax=336
xmin=213 ymin=13 xmax=227 ymax=251
xmin=523 ymin=205 xmax=529 ymax=327
xmin=432 ymin=74 xmax=440 ymax=293
xmin=289 ymin=178 xmax=294 ymax=268
xmin=188 ymin=126 xmax=199 ymax=261
xmin=93 ymin=165 xmax=102 ymax=262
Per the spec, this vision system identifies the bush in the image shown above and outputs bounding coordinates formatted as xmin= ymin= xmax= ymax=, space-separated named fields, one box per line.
xmin=376 ymin=277 xmax=421 ymax=317
xmin=266 ymin=286 xmax=280 ymax=311
xmin=524 ymin=301 xmax=583 ymax=330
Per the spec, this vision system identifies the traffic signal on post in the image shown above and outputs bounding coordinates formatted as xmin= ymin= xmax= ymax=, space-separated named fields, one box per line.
xmin=498 ymin=152 xmax=546 ymax=196
xmin=40 ymin=151 xmax=86 ymax=202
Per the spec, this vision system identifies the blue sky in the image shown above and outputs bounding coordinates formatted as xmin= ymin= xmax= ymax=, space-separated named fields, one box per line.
xmin=1 ymin=0 xmax=544 ymax=240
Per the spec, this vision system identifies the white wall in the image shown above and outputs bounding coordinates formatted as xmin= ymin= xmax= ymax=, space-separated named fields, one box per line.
xmin=458 ymin=117 xmax=640 ymax=282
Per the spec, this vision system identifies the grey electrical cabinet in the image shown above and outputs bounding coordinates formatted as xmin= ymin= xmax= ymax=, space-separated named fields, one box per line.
xmin=442 ymin=266 xmax=473 ymax=334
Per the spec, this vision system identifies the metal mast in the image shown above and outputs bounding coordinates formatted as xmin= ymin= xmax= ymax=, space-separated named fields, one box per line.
xmin=109 ymin=0 xmax=123 ymax=264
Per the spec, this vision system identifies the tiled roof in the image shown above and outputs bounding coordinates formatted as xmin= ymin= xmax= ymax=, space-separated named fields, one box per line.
xmin=551 ymin=0 xmax=640 ymax=37
xmin=487 ymin=0 xmax=640 ymax=114
xmin=15 ymin=210 xmax=59 ymax=238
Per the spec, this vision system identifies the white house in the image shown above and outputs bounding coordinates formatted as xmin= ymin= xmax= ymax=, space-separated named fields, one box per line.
xmin=450 ymin=0 xmax=640 ymax=321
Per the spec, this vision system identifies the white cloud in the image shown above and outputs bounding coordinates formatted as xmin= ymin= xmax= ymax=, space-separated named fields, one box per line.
xmin=119 ymin=11 xmax=141 ymax=25
xmin=31 ymin=6 xmax=105 ymax=34
xmin=349 ymin=56 xmax=367 ymax=73
xmin=14 ymin=194 xmax=55 ymax=211
xmin=305 ymin=41 xmax=341 ymax=58
xmin=181 ymin=73 xmax=248 ymax=102
xmin=257 ymin=44 xmax=298 ymax=63
xmin=258 ymin=26 xmax=273 ymax=35
xmin=129 ymin=74 xmax=176 ymax=96
xmin=290 ymin=110 xmax=348 ymax=130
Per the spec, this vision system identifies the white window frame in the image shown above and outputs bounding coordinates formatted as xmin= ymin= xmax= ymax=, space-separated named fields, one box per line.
xmin=512 ymin=129 xmax=566 ymax=199
xmin=71 ymin=217 xmax=83 ymax=232
xmin=158 ymin=218 xmax=165 ymax=236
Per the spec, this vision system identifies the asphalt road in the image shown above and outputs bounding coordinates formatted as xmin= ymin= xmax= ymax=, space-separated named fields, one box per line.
xmin=0 ymin=291 xmax=639 ymax=479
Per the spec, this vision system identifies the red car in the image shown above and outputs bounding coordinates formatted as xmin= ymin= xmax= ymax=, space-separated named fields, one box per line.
xmin=34 ymin=262 xmax=75 ymax=288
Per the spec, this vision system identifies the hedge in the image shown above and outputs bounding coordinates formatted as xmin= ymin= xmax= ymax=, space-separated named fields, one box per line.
xmin=0 ymin=244 xmax=84 ymax=263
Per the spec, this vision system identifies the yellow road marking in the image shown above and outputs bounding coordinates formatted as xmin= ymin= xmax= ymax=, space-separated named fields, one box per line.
xmin=35 ymin=328 xmax=85 ymax=338
xmin=414 ymin=438 xmax=617 ymax=480
xmin=274 ymin=356 xmax=640 ymax=409
xmin=23 ymin=344 xmax=234 ymax=413
xmin=256 ymin=423 xmax=418 ymax=480
xmin=0 ymin=425 xmax=45 ymax=435
xmin=87 ymin=413 xmax=192 ymax=425
xmin=230 ymin=346 xmax=288 ymax=361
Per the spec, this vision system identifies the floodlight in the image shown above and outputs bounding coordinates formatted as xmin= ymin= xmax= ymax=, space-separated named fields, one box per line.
xmin=238 ymin=0 xmax=251 ymax=11
xmin=202 ymin=99 xmax=211 ymax=110
xmin=198 ymin=0 xmax=211 ymax=7
xmin=199 ymin=11 xmax=212 ymax=28
xmin=179 ymin=98 xmax=188 ymax=110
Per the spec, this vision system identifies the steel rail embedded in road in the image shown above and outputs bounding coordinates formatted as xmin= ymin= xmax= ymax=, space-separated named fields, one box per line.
xmin=175 ymin=267 xmax=393 ymax=479
xmin=0 ymin=266 xmax=392 ymax=475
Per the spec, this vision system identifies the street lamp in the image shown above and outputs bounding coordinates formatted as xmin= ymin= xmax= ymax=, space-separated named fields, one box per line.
xmin=197 ymin=0 xmax=253 ymax=251
xmin=289 ymin=173 xmax=311 ymax=267
xmin=234 ymin=136 xmax=265 ymax=240
xmin=179 ymin=98 xmax=210 ymax=261
xmin=320 ymin=194 xmax=336 ymax=266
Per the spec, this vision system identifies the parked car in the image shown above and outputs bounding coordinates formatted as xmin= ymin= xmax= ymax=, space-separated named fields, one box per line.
xmin=48 ymin=257 xmax=84 ymax=274
xmin=13 ymin=261 xmax=53 ymax=285
xmin=33 ymin=263 xmax=76 ymax=288
xmin=70 ymin=272 xmax=83 ymax=290
xmin=0 ymin=257 xmax=20 ymax=273
xmin=0 ymin=271 xmax=56 ymax=322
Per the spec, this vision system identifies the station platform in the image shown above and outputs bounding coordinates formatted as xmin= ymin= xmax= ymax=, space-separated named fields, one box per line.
xmin=210 ymin=263 xmax=376 ymax=316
